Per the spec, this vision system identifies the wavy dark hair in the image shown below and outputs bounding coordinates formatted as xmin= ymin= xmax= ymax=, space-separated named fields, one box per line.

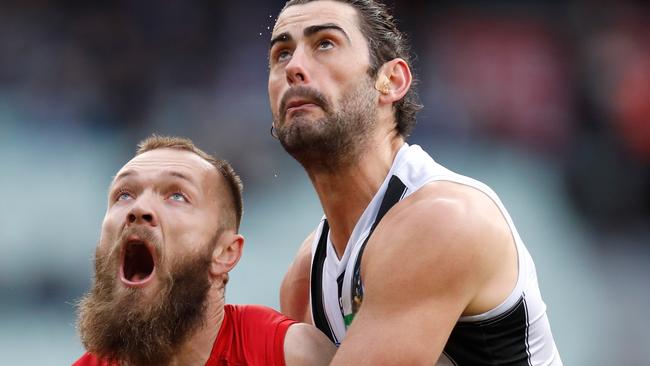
xmin=281 ymin=0 xmax=422 ymax=137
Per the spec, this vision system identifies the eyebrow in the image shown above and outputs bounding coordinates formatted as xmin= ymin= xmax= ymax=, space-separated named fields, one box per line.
xmin=113 ymin=170 xmax=134 ymax=182
xmin=112 ymin=170 xmax=197 ymax=186
xmin=270 ymin=23 xmax=351 ymax=49
xmin=270 ymin=32 xmax=292 ymax=50
xmin=166 ymin=171 xmax=196 ymax=185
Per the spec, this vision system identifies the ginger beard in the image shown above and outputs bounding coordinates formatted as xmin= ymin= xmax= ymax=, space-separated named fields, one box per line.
xmin=273 ymin=76 xmax=378 ymax=172
xmin=77 ymin=226 xmax=221 ymax=366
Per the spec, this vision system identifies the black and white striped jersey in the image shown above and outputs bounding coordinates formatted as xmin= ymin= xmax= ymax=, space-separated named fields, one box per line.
xmin=309 ymin=143 xmax=562 ymax=365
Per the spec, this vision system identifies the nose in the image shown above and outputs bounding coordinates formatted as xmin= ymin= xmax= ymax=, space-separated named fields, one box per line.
xmin=126 ymin=200 xmax=158 ymax=227
xmin=285 ymin=46 xmax=310 ymax=86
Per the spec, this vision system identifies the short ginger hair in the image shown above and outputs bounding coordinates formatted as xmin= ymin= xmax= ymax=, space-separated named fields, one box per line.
xmin=136 ymin=135 xmax=243 ymax=232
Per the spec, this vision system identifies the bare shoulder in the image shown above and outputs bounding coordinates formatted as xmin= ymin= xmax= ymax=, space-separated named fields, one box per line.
xmin=280 ymin=230 xmax=316 ymax=323
xmin=411 ymin=180 xmax=511 ymax=240
xmin=362 ymin=180 xmax=516 ymax=311
xmin=372 ymin=180 xmax=511 ymax=257
xmin=284 ymin=323 xmax=336 ymax=366
xmin=330 ymin=181 xmax=518 ymax=363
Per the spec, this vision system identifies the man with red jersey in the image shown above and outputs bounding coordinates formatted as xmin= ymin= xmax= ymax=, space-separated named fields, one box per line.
xmin=73 ymin=135 xmax=335 ymax=366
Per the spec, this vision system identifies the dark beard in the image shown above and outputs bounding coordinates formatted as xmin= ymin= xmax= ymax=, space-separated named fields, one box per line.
xmin=274 ymin=78 xmax=377 ymax=172
xmin=77 ymin=234 xmax=217 ymax=366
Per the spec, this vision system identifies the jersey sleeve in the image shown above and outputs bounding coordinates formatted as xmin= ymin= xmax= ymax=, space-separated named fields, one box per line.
xmin=237 ymin=305 xmax=298 ymax=366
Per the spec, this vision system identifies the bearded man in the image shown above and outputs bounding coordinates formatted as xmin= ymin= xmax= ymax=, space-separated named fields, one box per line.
xmin=74 ymin=135 xmax=335 ymax=366
xmin=269 ymin=1 xmax=563 ymax=365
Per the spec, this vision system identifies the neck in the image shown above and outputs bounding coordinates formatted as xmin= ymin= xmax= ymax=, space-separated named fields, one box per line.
xmin=306 ymin=131 xmax=404 ymax=257
xmin=163 ymin=283 xmax=226 ymax=366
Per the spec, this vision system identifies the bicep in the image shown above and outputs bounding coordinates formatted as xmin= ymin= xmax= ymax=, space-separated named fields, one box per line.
xmin=280 ymin=232 xmax=314 ymax=323
xmin=331 ymin=196 xmax=485 ymax=365
xmin=284 ymin=323 xmax=336 ymax=366
xmin=331 ymin=274 xmax=465 ymax=365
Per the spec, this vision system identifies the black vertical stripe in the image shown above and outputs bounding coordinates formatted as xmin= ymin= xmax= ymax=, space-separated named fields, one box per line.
xmin=350 ymin=176 xmax=407 ymax=317
xmin=353 ymin=176 xmax=407 ymax=274
xmin=523 ymin=296 xmax=532 ymax=366
xmin=374 ymin=175 xmax=408 ymax=225
xmin=310 ymin=220 xmax=337 ymax=344
xmin=310 ymin=175 xmax=407 ymax=340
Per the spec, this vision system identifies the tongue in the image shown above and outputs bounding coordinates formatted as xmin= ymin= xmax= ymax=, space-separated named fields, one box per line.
xmin=131 ymin=272 xmax=147 ymax=282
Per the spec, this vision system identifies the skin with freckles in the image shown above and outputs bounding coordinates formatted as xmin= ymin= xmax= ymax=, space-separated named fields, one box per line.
xmin=101 ymin=148 xmax=226 ymax=280
xmin=77 ymin=143 xmax=336 ymax=366
xmin=79 ymin=148 xmax=242 ymax=366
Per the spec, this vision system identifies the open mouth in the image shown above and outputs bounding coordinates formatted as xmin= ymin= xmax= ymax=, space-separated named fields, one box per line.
xmin=120 ymin=240 xmax=155 ymax=286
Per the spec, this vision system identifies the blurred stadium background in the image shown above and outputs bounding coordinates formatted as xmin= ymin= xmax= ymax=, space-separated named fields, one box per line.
xmin=0 ymin=0 xmax=648 ymax=364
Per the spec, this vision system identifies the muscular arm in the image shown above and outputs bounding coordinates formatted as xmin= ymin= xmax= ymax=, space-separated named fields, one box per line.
xmin=284 ymin=323 xmax=336 ymax=366
xmin=280 ymin=231 xmax=314 ymax=323
xmin=331 ymin=182 xmax=518 ymax=365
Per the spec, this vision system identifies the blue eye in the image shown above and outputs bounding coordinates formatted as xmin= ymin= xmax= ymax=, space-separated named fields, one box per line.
xmin=277 ymin=50 xmax=292 ymax=62
xmin=117 ymin=192 xmax=133 ymax=201
xmin=169 ymin=193 xmax=187 ymax=202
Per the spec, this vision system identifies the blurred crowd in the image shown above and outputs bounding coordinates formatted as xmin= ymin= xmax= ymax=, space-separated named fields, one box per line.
xmin=399 ymin=0 xmax=650 ymax=240
xmin=1 ymin=0 xmax=647 ymax=242
xmin=1 ymin=1 xmax=648 ymax=364
xmin=0 ymin=0 xmax=650 ymax=240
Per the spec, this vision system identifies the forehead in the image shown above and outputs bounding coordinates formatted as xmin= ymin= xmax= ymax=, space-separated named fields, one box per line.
xmin=274 ymin=1 xmax=362 ymax=38
xmin=115 ymin=149 xmax=217 ymax=185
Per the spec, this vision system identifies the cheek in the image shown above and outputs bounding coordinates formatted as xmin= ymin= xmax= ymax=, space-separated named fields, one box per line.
xmin=326 ymin=53 xmax=367 ymax=82
xmin=173 ymin=216 xmax=217 ymax=251
xmin=98 ymin=212 xmax=121 ymax=249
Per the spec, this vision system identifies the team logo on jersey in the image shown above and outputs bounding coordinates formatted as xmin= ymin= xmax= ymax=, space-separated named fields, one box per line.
xmin=344 ymin=263 xmax=364 ymax=327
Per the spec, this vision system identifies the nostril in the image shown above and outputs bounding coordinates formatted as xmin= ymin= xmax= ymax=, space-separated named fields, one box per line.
xmin=128 ymin=213 xmax=136 ymax=223
xmin=142 ymin=214 xmax=153 ymax=222
xmin=287 ymin=71 xmax=306 ymax=85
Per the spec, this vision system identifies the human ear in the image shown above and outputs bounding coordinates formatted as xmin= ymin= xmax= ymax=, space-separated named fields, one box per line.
xmin=375 ymin=58 xmax=412 ymax=104
xmin=210 ymin=232 xmax=244 ymax=277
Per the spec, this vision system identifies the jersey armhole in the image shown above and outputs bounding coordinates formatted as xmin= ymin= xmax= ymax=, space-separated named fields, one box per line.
xmin=273 ymin=318 xmax=298 ymax=366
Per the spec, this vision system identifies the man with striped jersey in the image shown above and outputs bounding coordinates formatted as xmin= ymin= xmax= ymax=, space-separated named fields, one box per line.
xmin=268 ymin=0 xmax=563 ymax=364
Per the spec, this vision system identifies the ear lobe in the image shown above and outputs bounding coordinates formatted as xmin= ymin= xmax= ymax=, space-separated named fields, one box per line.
xmin=376 ymin=58 xmax=412 ymax=104
xmin=210 ymin=233 xmax=244 ymax=277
